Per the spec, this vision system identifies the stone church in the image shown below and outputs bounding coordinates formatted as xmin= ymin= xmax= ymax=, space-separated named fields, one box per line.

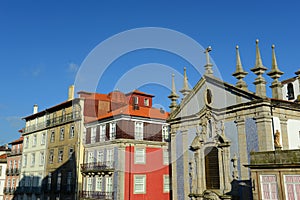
xmin=167 ymin=40 xmax=300 ymax=199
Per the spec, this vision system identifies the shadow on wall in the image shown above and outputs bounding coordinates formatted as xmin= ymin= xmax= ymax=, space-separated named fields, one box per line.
xmin=228 ymin=179 xmax=253 ymax=200
xmin=12 ymin=152 xmax=80 ymax=200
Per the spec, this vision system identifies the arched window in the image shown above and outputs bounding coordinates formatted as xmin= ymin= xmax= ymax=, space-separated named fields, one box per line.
xmin=287 ymin=83 xmax=295 ymax=100
xmin=205 ymin=147 xmax=220 ymax=189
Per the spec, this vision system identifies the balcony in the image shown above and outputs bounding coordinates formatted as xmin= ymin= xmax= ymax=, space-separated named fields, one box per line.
xmin=24 ymin=111 xmax=81 ymax=133
xmin=80 ymin=191 xmax=114 ymax=200
xmin=3 ymin=187 xmax=11 ymax=194
xmin=10 ymin=149 xmax=22 ymax=156
xmin=81 ymin=162 xmax=114 ymax=176
xmin=6 ymin=168 xmax=12 ymax=175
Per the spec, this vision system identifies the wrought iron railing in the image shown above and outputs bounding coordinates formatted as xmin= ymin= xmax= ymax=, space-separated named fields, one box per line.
xmin=24 ymin=111 xmax=81 ymax=133
xmin=81 ymin=161 xmax=114 ymax=173
xmin=80 ymin=191 xmax=114 ymax=200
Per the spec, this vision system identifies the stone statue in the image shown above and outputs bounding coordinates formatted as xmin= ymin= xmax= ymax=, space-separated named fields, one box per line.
xmin=274 ymin=130 xmax=282 ymax=148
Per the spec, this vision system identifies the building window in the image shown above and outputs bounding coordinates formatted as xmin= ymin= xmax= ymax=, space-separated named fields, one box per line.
xmin=23 ymin=154 xmax=27 ymax=167
xmin=135 ymin=148 xmax=145 ymax=164
xmin=100 ymin=124 xmax=106 ymax=142
xmin=109 ymin=122 xmax=116 ymax=140
xmin=31 ymin=153 xmax=35 ymax=166
xmin=69 ymin=125 xmax=75 ymax=138
xmin=12 ymin=178 xmax=15 ymax=188
xmin=135 ymin=122 xmax=143 ymax=140
xmin=47 ymin=173 xmax=52 ymax=191
xmin=260 ymin=175 xmax=278 ymax=200
xmin=97 ymin=150 xmax=104 ymax=163
xmin=91 ymin=127 xmax=96 ymax=143
xmin=163 ymin=149 xmax=169 ymax=165
xmin=133 ymin=96 xmax=139 ymax=104
xmin=287 ymin=83 xmax=295 ymax=100
xmin=144 ymin=98 xmax=149 ymax=106
xmin=50 ymin=131 xmax=55 ymax=143
xmin=88 ymin=151 xmax=94 ymax=163
xmin=33 ymin=135 xmax=37 ymax=147
xmin=60 ymin=128 xmax=65 ymax=141
xmin=49 ymin=150 xmax=54 ymax=164
xmin=87 ymin=177 xmax=93 ymax=191
xmin=69 ymin=147 xmax=74 ymax=158
xmin=106 ymin=149 xmax=114 ymax=167
xmin=41 ymin=132 xmax=46 ymax=145
xmin=67 ymin=172 xmax=72 ymax=192
xmin=25 ymin=137 xmax=29 ymax=148
xmin=57 ymin=172 xmax=61 ymax=191
xmin=162 ymin=125 xmax=169 ymax=141
xmin=96 ymin=177 xmax=103 ymax=192
xmin=284 ymin=175 xmax=300 ymax=200
xmin=163 ymin=175 xmax=170 ymax=192
xmin=134 ymin=175 xmax=146 ymax=194
xmin=40 ymin=152 xmax=45 ymax=165
xmin=58 ymin=149 xmax=63 ymax=162
xmin=105 ymin=177 xmax=113 ymax=193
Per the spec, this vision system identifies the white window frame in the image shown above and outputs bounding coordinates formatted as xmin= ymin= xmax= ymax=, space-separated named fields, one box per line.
xmin=96 ymin=177 xmax=103 ymax=192
xmin=57 ymin=172 xmax=61 ymax=191
xmin=50 ymin=131 xmax=55 ymax=143
xmin=134 ymin=147 xmax=145 ymax=164
xmin=69 ymin=125 xmax=75 ymax=138
xmin=105 ymin=176 xmax=113 ymax=193
xmin=97 ymin=150 xmax=104 ymax=163
xmin=163 ymin=148 xmax=169 ymax=165
xmin=260 ymin=175 xmax=278 ymax=200
xmin=162 ymin=125 xmax=169 ymax=141
xmin=87 ymin=177 xmax=93 ymax=191
xmin=41 ymin=132 xmax=46 ymax=145
xmin=144 ymin=98 xmax=149 ymax=106
xmin=58 ymin=149 xmax=63 ymax=163
xmin=60 ymin=128 xmax=65 ymax=141
xmin=134 ymin=121 xmax=143 ymax=140
xmin=23 ymin=154 xmax=27 ymax=167
xmin=100 ymin=124 xmax=106 ymax=142
xmin=284 ymin=175 xmax=300 ymax=200
xmin=106 ymin=149 xmax=114 ymax=167
xmin=49 ymin=150 xmax=54 ymax=164
xmin=40 ymin=152 xmax=45 ymax=165
xmin=134 ymin=174 xmax=146 ymax=194
xmin=91 ymin=127 xmax=96 ymax=143
xmin=88 ymin=151 xmax=94 ymax=163
xmin=33 ymin=134 xmax=37 ymax=147
xmin=163 ymin=175 xmax=170 ymax=193
xmin=31 ymin=153 xmax=35 ymax=166
xmin=109 ymin=122 xmax=116 ymax=140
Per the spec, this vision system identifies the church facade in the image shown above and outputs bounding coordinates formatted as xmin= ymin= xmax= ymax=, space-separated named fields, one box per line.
xmin=167 ymin=41 xmax=300 ymax=199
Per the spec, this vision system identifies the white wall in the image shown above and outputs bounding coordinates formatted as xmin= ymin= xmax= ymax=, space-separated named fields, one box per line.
xmin=0 ymin=162 xmax=7 ymax=200
xmin=282 ymin=78 xmax=299 ymax=101
xmin=287 ymin=119 xmax=300 ymax=149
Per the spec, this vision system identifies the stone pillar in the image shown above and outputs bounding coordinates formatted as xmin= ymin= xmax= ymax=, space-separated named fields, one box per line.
xmin=235 ymin=118 xmax=249 ymax=180
xmin=198 ymin=147 xmax=206 ymax=195
xmin=255 ymin=114 xmax=274 ymax=151
xmin=279 ymin=117 xmax=289 ymax=150
xmin=182 ymin=129 xmax=190 ymax=197
xmin=222 ymin=143 xmax=231 ymax=193
xmin=170 ymin=129 xmax=178 ymax=200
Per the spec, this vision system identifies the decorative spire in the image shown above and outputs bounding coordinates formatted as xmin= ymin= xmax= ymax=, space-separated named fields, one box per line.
xmin=250 ymin=39 xmax=267 ymax=97
xmin=204 ymin=46 xmax=213 ymax=75
xmin=168 ymin=74 xmax=179 ymax=112
xmin=179 ymin=67 xmax=191 ymax=97
xmin=267 ymin=44 xmax=284 ymax=99
xmin=232 ymin=45 xmax=248 ymax=90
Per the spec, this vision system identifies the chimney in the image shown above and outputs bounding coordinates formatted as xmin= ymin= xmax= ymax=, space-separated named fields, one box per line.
xmin=68 ymin=85 xmax=75 ymax=100
xmin=33 ymin=104 xmax=38 ymax=114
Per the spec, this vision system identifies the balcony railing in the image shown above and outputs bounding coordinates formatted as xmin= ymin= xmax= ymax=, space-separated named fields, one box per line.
xmin=81 ymin=161 xmax=114 ymax=174
xmin=80 ymin=191 xmax=114 ymax=200
xmin=24 ymin=111 xmax=81 ymax=133
xmin=10 ymin=149 xmax=22 ymax=156
xmin=6 ymin=168 xmax=21 ymax=176
xmin=3 ymin=187 xmax=16 ymax=194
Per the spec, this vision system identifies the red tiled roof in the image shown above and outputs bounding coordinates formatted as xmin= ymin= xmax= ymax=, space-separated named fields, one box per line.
xmin=9 ymin=136 xmax=23 ymax=145
xmin=86 ymin=105 xmax=169 ymax=123
xmin=0 ymin=154 xmax=7 ymax=159
xmin=126 ymin=89 xmax=154 ymax=97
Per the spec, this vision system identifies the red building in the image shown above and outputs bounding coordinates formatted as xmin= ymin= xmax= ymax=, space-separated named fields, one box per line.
xmin=79 ymin=90 xmax=170 ymax=200
xmin=3 ymin=135 xmax=23 ymax=200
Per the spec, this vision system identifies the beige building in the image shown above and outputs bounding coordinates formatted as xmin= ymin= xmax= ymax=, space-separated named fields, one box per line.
xmin=20 ymin=86 xmax=85 ymax=200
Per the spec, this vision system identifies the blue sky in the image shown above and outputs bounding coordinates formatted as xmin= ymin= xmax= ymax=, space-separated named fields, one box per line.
xmin=0 ymin=1 xmax=300 ymax=144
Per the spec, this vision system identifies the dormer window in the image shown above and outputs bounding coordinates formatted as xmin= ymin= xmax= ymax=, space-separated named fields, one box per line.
xmin=144 ymin=98 xmax=149 ymax=106
xmin=133 ymin=96 xmax=139 ymax=105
